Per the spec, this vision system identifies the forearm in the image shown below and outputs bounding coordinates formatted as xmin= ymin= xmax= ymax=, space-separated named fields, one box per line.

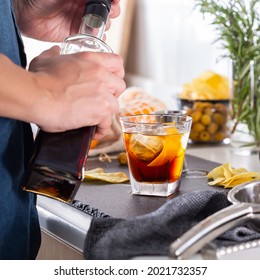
xmin=0 ymin=54 xmax=47 ymax=124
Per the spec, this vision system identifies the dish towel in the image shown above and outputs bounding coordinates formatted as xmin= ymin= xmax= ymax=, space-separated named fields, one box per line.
xmin=82 ymin=190 xmax=260 ymax=260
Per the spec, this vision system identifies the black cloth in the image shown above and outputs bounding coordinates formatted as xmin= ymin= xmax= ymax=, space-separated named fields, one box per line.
xmin=83 ymin=190 xmax=260 ymax=260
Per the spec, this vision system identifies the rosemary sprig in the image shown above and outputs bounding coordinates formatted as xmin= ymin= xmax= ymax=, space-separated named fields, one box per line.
xmin=194 ymin=0 xmax=260 ymax=147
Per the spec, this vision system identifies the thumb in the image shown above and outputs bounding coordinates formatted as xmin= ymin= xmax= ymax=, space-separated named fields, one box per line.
xmin=39 ymin=45 xmax=61 ymax=58
xmin=28 ymin=45 xmax=60 ymax=71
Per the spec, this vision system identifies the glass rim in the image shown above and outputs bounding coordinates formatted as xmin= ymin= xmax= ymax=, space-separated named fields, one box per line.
xmin=155 ymin=109 xmax=187 ymax=115
xmin=119 ymin=113 xmax=193 ymax=125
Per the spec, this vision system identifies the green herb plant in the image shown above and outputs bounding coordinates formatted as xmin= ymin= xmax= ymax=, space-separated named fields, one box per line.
xmin=195 ymin=0 xmax=260 ymax=148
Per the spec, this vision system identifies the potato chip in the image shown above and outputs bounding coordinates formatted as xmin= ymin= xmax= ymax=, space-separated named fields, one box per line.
xmin=222 ymin=172 xmax=260 ymax=188
xmin=208 ymin=163 xmax=260 ymax=188
xmin=179 ymin=71 xmax=230 ymax=100
xmin=207 ymin=163 xmax=228 ymax=179
xmin=86 ymin=168 xmax=105 ymax=173
xmin=208 ymin=177 xmax=225 ymax=186
xmin=232 ymin=167 xmax=248 ymax=175
xmin=84 ymin=169 xmax=129 ymax=183
xmin=223 ymin=163 xmax=234 ymax=178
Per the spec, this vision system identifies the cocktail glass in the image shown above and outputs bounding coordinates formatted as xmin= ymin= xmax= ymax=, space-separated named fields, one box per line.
xmin=120 ymin=114 xmax=192 ymax=196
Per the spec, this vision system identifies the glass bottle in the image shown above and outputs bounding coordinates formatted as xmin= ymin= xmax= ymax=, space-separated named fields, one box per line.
xmin=61 ymin=0 xmax=112 ymax=55
xmin=22 ymin=0 xmax=113 ymax=203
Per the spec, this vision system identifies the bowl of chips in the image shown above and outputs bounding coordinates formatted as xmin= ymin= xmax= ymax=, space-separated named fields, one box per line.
xmin=177 ymin=71 xmax=230 ymax=144
xmin=178 ymin=70 xmax=230 ymax=101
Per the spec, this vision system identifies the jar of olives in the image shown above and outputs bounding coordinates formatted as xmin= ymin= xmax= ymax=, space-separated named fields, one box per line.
xmin=178 ymin=99 xmax=230 ymax=144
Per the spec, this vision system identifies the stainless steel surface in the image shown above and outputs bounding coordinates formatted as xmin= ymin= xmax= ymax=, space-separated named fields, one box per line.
xmin=169 ymin=180 xmax=260 ymax=260
xmin=201 ymin=239 xmax=260 ymax=260
xmin=37 ymin=196 xmax=92 ymax=253
xmin=229 ymin=181 xmax=260 ymax=204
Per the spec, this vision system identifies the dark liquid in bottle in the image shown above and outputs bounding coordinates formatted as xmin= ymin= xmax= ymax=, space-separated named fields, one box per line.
xmin=22 ymin=126 xmax=95 ymax=203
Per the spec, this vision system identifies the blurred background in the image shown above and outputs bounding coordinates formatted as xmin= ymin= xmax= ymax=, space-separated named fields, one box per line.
xmin=23 ymin=0 xmax=229 ymax=109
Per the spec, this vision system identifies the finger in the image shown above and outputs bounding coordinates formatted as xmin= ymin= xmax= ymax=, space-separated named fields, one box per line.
xmin=38 ymin=45 xmax=61 ymax=58
xmin=93 ymin=91 xmax=120 ymax=115
xmin=96 ymin=70 xmax=126 ymax=98
xmin=93 ymin=117 xmax=113 ymax=140
xmin=86 ymin=70 xmax=125 ymax=99
xmin=110 ymin=2 xmax=121 ymax=18
xmin=103 ymin=53 xmax=125 ymax=79
xmin=112 ymin=78 xmax=126 ymax=98
xmin=112 ymin=0 xmax=121 ymax=4
xmin=105 ymin=19 xmax=112 ymax=31
xmin=28 ymin=45 xmax=61 ymax=71
xmin=75 ymin=52 xmax=125 ymax=78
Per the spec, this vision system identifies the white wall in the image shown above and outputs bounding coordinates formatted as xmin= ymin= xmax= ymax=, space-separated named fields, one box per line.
xmin=23 ymin=0 xmax=229 ymax=109
xmin=125 ymin=0 xmax=229 ymax=108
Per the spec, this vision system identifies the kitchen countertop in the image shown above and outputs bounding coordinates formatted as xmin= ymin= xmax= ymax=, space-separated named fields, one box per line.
xmin=186 ymin=143 xmax=259 ymax=171
xmin=73 ymin=153 xmax=222 ymax=219
xmin=36 ymin=143 xmax=259 ymax=259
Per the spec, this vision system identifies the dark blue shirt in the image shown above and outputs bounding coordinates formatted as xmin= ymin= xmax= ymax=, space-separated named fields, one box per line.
xmin=0 ymin=0 xmax=41 ymax=259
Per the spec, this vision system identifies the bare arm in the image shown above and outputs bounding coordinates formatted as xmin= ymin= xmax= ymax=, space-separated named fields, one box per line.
xmin=0 ymin=54 xmax=45 ymax=122
xmin=0 ymin=47 xmax=125 ymax=139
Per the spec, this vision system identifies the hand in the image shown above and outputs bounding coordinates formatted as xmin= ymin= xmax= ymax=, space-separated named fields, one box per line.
xmin=28 ymin=46 xmax=125 ymax=139
xmin=13 ymin=0 xmax=121 ymax=42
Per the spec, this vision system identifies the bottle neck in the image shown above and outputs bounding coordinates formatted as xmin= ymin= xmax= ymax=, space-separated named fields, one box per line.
xmin=79 ymin=0 xmax=111 ymax=39
xmin=79 ymin=13 xmax=106 ymax=39
xmin=60 ymin=0 xmax=113 ymax=54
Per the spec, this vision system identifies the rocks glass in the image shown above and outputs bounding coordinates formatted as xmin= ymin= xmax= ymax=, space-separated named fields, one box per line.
xmin=120 ymin=114 xmax=192 ymax=197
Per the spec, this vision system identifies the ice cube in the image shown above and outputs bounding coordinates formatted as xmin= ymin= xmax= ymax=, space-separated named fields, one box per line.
xmin=129 ymin=134 xmax=163 ymax=162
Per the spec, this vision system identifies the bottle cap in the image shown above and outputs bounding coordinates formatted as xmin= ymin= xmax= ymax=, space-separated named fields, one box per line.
xmin=84 ymin=0 xmax=112 ymax=22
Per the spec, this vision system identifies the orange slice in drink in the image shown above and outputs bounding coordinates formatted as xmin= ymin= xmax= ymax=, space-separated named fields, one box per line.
xmin=148 ymin=128 xmax=182 ymax=167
